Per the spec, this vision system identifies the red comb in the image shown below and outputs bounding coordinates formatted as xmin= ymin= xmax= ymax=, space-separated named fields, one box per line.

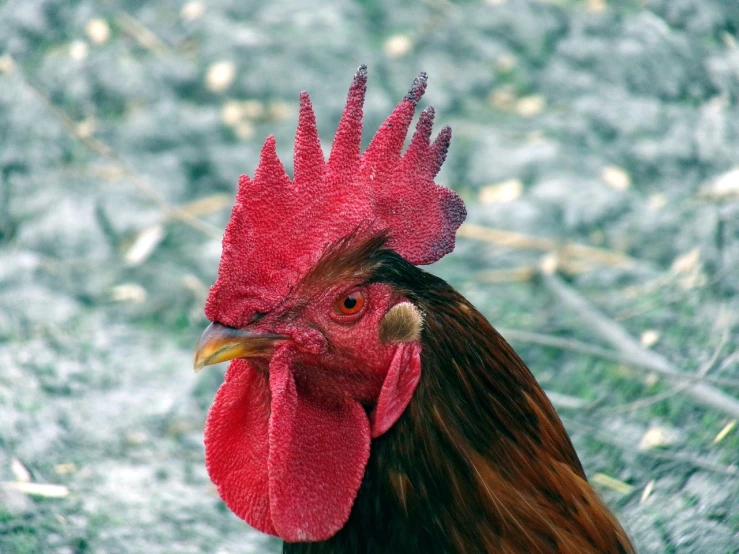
xmin=205 ymin=65 xmax=466 ymax=327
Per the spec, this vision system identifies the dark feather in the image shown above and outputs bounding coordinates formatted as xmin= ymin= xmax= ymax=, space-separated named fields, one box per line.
xmin=285 ymin=235 xmax=634 ymax=554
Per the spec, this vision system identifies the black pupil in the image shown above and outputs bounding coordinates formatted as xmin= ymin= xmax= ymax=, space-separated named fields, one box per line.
xmin=343 ymin=295 xmax=358 ymax=310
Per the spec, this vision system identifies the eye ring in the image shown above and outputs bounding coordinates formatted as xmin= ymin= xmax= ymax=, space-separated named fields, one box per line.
xmin=334 ymin=290 xmax=366 ymax=317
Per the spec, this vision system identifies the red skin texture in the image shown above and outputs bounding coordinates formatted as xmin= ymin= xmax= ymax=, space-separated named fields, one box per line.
xmin=204 ymin=67 xmax=465 ymax=330
xmin=267 ymin=345 xmax=370 ymax=541
xmin=370 ymin=342 xmax=422 ymax=439
xmin=205 ymin=281 xmax=422 ymax=541
xmin=203 ymin=67 xmax=464 ymax=543
xmin=205 ymin=359 xmax=275 ymax=534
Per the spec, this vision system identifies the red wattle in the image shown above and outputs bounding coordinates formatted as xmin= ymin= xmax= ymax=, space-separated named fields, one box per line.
xmin=268 ymin=346 xmax=370 ymax=542
xmin=203 ymin=347 xmax=371 ymax=542
xmin=204 ymin=359 xmax=275 ymax=535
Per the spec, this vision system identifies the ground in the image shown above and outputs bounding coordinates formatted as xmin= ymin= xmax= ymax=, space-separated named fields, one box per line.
xmin=0 ymin=0 xmax=738 ymax=552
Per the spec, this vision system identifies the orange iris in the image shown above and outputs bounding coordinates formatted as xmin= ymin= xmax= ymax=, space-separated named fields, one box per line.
xmin=335 ymin=291 xmax=365 ymax=315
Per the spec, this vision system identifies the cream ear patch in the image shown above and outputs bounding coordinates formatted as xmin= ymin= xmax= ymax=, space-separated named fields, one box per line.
xmin=380 ymin=302 xmax=423 ymax=343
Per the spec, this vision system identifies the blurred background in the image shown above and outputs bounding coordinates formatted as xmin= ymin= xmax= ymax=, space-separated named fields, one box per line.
xmin=1 ymin=0 xmax=738 ymax=552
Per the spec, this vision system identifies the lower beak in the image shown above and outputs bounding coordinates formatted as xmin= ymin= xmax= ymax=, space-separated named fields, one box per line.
xmin=193 ymin=322 xmax=286 ymax=372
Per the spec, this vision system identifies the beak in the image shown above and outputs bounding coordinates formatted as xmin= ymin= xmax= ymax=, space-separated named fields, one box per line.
xmin=193 ymin=322 xmax=286 ymax=372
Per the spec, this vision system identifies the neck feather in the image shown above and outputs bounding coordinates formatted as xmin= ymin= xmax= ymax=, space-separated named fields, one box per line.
xmin=285 ymin=260 xmax=633 ymax=554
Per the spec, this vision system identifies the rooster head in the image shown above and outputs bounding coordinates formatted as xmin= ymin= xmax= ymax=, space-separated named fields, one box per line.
xmin=193 ymin=65 xmax=466 ymax=542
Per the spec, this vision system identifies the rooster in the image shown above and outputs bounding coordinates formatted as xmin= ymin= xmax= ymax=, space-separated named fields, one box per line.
xmin=193 ymin=65 xmax=634 ymax=554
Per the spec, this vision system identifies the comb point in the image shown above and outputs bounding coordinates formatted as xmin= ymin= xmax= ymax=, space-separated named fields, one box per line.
xmin=295 ymin=91 xmax=324 ymax=186
xmin=207 ymin=68 xmax=466 ymax=328
xmin=355 ymin=64 xmax=368 ymax=82
xmin=262 ymin=134 xmax=277 ymax=154
xmin=431 ymin=126 xmax=452 ymax=176
xmin=405 ymin=72 xmax=428 ymax=106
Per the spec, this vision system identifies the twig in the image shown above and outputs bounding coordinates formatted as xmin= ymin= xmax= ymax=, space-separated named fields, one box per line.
xmin=564 ymin=417 xmax=739 ymax=477
xmin=718 ymin=351 xmax=739 ymax=372
xmin=625 ymin=448 xmax=738 ymax=477
xmin=539 ymin=268 xmax=739 ymax=419
xmin=498 ymin=328 xmax=739 ymax=389
xmin=459 ymin=223 xmax=637 ymax=268
xmin=474 ymin=266 xmax=535 ymax=283
xmin=605 ymin=329 xmax=730 ymax=413
xmin=94 ymin=200 xmax=122 ymax=251
xmin=543 ymin=390 xmax=589 ymax=410
xmin=172 ymin=194 xmax=232 ymax=220
xmin=12 ymin=56 xmax=222 ymax=239
xmin=115 ymin=12 xmax=170 ymax=55
xmin=1 ymin=481 xmax=70 ymax=498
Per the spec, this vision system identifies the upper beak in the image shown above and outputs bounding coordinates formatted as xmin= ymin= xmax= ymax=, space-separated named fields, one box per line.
xmin=193 ymin=322 xmax=286 ymax=372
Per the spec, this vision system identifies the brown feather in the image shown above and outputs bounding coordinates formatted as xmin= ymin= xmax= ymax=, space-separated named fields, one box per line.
xmin=285 ymin=234 xmax=634 ymax=554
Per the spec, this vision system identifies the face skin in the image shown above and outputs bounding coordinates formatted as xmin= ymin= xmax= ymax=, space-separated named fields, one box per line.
xmin=195 ymin=278 xmax=406 ymax=407
xmin=195 ymin=238 xmax=428 ymax=542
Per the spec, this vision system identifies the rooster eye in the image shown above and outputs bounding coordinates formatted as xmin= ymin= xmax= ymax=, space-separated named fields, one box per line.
xmin=334 ymin=290 xmax=366 ymax=316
